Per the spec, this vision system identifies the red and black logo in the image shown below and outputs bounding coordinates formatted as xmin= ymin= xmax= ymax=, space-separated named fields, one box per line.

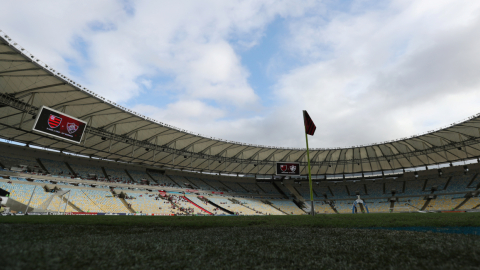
xmin=48 ymin=115 xmax=62 ymax=129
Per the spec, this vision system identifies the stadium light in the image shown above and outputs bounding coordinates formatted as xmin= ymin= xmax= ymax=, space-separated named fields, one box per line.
xmin=414 ymin=172 xmax=418 ymax=178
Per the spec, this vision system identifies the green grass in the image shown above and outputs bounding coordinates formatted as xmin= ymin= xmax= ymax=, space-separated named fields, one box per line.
xmin=2 ymin=213 xmax=480 ymax=269
xmin=2 ymin=212 xmax=480 ymax=228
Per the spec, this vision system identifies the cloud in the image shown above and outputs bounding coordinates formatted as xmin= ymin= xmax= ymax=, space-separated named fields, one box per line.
xmin=2 ymin=0 xmax=480 ymax=150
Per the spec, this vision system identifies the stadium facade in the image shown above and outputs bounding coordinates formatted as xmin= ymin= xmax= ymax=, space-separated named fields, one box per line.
xmin=1 ymin=31 xmax=480 ymax=215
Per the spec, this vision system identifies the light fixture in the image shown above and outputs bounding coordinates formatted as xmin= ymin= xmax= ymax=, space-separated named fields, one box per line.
xmin=414 ymin=171 xmax=418 ymax=178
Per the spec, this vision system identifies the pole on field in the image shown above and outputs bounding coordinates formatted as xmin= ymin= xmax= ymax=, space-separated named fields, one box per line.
xmin=25 ymin=185 xmax=37 ymax=214
xmin=303 ymin=110 xmax=316 ymax=216
xmin=304 ymin=131 xmax=314 ymax=216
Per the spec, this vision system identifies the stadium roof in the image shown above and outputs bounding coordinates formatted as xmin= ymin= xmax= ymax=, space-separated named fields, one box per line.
xmin=1 ymin=32 xmax=480 ymax=176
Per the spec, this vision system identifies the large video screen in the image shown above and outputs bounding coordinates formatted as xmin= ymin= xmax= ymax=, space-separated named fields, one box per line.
xmin=275 ymin=162 xmax=300 ymax=176
xmin=32 ymin=106 xmax=87 ymax=144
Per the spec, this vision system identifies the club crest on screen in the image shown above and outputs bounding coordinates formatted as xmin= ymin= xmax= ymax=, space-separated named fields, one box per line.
xmin=67 ymin=122 xmax=79 ymax=134
xmin=280 ymin=165 xmax=287 ymax=172
xmin=48 ymin=115 xmax=62 ymax=129
xmin=289 ymin=165 xmax=296 ymax=172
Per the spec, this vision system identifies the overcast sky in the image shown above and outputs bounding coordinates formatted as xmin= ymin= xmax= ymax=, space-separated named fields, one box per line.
xmin=2 ymin=0 xmax=480 ymax=149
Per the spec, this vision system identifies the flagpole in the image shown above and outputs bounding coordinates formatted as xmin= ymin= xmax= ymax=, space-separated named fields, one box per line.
xmin=303 ymin=112 xmax=315 ymax=216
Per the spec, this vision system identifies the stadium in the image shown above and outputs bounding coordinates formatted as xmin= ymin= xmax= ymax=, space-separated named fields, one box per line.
xmin=1 ymin=8 xmax=480 ymax=268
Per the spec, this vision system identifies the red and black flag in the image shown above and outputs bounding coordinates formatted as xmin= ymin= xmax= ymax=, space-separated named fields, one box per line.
xmin=303 ymin=110 xmax=316 ymax=136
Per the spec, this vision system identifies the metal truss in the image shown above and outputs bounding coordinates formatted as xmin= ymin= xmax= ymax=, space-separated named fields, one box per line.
xmin=0 ymin=92 xmax=479 ymax=172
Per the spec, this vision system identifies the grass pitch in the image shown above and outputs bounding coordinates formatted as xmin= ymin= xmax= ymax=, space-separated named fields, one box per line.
xmin=2 ymin=213 xmax=480 ymax=269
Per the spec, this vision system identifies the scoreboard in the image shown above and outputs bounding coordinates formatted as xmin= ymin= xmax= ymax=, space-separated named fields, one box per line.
xmin=32 ymin=106 xmax=87 ymax=144
xmin=275 ymin=162 xmax=300 ymax=176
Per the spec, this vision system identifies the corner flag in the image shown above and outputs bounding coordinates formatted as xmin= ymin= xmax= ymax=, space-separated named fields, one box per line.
xmin=303 ymin=110 xmax=315 ymax=216
xmin=303 ymin=110 xmax=316 ymax=136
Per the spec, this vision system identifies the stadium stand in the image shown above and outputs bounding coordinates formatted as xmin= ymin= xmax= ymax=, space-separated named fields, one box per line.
xmin=221 ymin=181 xmax=248 ymax=193
xmin=256 ymin=182 xmax=280 ymax=195
xmin=366 ymin=199 xmax=391 ymax=213
xmin=40 ymin=158 xmax=71 ymax=176
xmin=125 ymin=192 xmax=175 ymax=214
xmin=457 ymin=196 xmax=480 ymax=210
xmin=127 ymin=169 xmax=152 ymax=184
xmin=4 ymin=142 xmax=480 ymax=216
xmin=348 ymin=182 xmax=367 ymax=196
xmin=208 ymin=196 xmax=260 ymax=215
xmin=313 ymin=186 xmax=330 ymax=198
xmin=104 ymin=167 xmax=133 ymax=183
xmin=270 ymin=200 xmax=305 ymax=215
xmin=69 ymin=163 xmax=105 ymax=180
xmin=334 ymin=200 xmax=352 ymax=214
xmin=401 ymin=197 xmax=426 ymax=211
xmin=236 ymin=198 xmax=284 ymax=215
xmin=148 ymin=171 xmax=180 ymax=187
xmin=185 ymin=177 xmax=213 ymax=191
xmin=365 ymin=182 xmax=384 ymax=197
xmin=404 ymin=180 xmax=429 ymax=195
xmin=240 ymin=183 xmax=263 ymax=194
xmin=384 ymin=181 xmax=404 ymax=195
xmin=445 ymin=174 xmax=471 ymax=192
xmin=167 ymin=175 xmax=198 ymax=189
xmin=314 ymin=201 xmax=336 ymax=214
xmin=425 ymin=177 xmax=449 ymax=191
xmin=0 ymin=153 xmax=42 ymax=173
xmin=185 ymin=195 xmax=222 ymax=214
xmin=276 ymin=183 xmax=293 ymax=198
xmin=291 ymin=184 xmax=312 ymax=199
xmin=426 ymin=195 xmax=459 ymax=211
xmin=330 ymin=184 xmax=350 ymax=199
xmin=202 ymin=179 xmax=229 ymax=191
